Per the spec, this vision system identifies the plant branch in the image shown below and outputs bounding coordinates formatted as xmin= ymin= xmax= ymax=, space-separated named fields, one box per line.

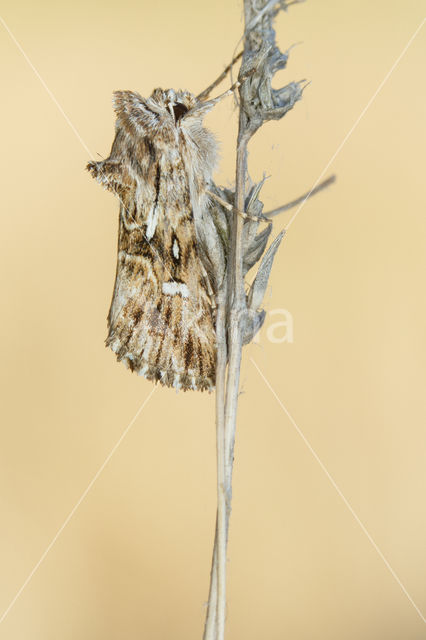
xmin=265 ymin=174 xmax=336 ymax=217
xmin=203 ymin=1 xmax=307 ymax=638
xmin=215 ymin=288 xmax=228 ymax=640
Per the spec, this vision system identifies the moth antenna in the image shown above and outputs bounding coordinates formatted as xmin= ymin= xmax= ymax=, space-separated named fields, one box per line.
xmin=190 ymin=66 xmax=259 ymax=118
xmin=197 ymin=64 xmax=256 ymax=110
xmin=186 ymin=84 xmax=239 ymax=118
xmin=196 ymin=51 xmax=243 ymax=101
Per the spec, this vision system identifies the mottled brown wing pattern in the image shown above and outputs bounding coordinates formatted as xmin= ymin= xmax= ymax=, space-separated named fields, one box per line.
xmin=87 ymin=88 xmax=218 ymax=391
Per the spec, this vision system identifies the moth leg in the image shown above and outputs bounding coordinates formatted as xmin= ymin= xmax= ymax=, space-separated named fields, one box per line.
xmin=207 ymin=189 xmax=271 ymax=224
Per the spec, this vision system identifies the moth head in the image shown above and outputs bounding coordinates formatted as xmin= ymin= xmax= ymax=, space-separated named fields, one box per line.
xmin=113 ymin=88 xmax=202 ymax=135
xmin=112 ymin=88 xmax=218 ymax=181
xmin=155 ymin=88 xmax=196 ymax=124
xmin=112 ymin=88 xmax=221 ymax=139
xmin=144 ymin=87 xmax=222 ymax=128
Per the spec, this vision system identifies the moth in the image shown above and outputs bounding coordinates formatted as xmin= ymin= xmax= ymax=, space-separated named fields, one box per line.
xmin=87 ymin=87 xmax=229 ymax=392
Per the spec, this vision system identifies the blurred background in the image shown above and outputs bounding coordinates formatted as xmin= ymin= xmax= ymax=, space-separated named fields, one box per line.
xmin=1 ymin=1 xmax=425 ymax=638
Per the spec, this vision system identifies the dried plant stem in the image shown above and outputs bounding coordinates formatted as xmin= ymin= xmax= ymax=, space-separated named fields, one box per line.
xmin=204 ymin=17 xmax=259 ymax=640
xmin=204 ymin=287 xmax=227 ymax=640
xmin=203 ymin=0 xmax=311 ymax=637
xmin=203 ymin=518 xmax=218 ymax=639
xmin=203 ymin=109 xmax=251 ymax=640
xmin=215 ymin=288 xmax=229 ymax=640
xmin=203 ymin=69 xmax=252 ymax=640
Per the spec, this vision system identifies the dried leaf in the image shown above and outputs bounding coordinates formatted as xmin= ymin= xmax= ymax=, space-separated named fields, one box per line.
xmin=195 ymin=209 xmax=226 ymax=291
xmin=242 ymin=309 xmax=266 ymax=345
xmin=247 ymin=230 xmax=285 ymax=311
xmin=243 ymin=223 xmax=272 ymax=273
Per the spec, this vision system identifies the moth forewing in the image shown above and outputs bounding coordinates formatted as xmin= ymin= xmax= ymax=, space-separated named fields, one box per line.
xmin=88 ymin=88 xmax=220 ymax=391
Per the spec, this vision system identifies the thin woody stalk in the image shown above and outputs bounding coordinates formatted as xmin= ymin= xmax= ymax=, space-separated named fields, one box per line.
xmin=203 ymin=286 xmax=227 ymax=640
xmin=215 ymin=289 xmax=228 ymax=640
xmin=206 ymin=16 xmax=253 ymax=640
xmin=203 ymin=0 xmax=311 ymax=637
xmin=203 ymin=138 xmax=249 ymax=640
xmin=203 ymin=72 xmax=250 ymax=640
xmin=214 ymin=120 xmax=250 ymax=640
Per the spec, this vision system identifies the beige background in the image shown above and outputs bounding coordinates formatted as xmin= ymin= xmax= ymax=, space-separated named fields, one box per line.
xmin=1 ymin=1 xmax=425 ymax=638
